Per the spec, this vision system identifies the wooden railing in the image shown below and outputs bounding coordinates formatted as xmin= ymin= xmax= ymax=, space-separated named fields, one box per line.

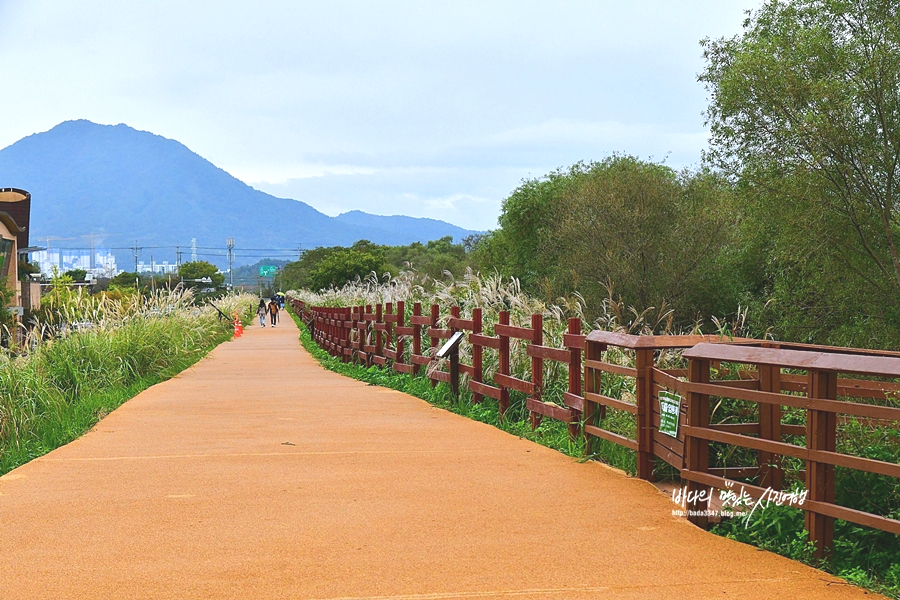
xmin=290 ymin=297 xmax=900 ymax=554
xmin=662 ymin=343 xmax=900 ymax=557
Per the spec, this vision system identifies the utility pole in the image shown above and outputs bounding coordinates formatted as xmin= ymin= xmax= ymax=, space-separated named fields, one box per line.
xmin=150 ymin=255 xmax=155 ymax=294
xmin=227 ymin=237 xmax=235 ymax=291
xmin=191 ymin=238 xmax=197 ymax=263
xmin=132 ymin=240 xmax=141 ymax=273
xmin=175 ymin=245 xmax=182 ymax=269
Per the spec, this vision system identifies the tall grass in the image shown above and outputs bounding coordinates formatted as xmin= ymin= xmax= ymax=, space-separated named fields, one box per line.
xmin=0 ymin=288 xmax=257 ymax=474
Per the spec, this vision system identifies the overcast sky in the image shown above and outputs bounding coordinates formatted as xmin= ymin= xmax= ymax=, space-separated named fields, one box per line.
xmin=0 ymin=1 xmax=757 ymax=231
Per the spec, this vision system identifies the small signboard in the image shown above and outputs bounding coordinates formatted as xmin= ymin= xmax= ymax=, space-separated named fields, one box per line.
xmin=259 ymin=265 xmax=277 ymax=277
xmin=658 ymin=391 xmax=682 ymax=438
xmin=436 ymin=331 xmax=465 ymax=359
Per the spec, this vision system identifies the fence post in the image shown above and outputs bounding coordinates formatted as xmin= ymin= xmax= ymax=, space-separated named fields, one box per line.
xmin=375 ymin=303 xmax=384 ymax=361
xmin=412 ymin=302 xmax=422 ymax=376
xmin=583 ymin=339 xmax=604 ymax=456
xmin=807 ymin=369 xmax=837 ymax=559
xmin=429 ymin=304 xmax=440 ymax=388
xmin=498 ymin=310 xmax=510 ymax=418
xmin=567 ymin=317 xmax=581 ymax=440
xmin=530 ymin=313 xmax=543 ymax=431
xmin=472 ymin=308 xmax=483 ymax=404
xmin=396 ymin=300 xmax=405 ymax=368
xmin=636 ymin=347 xmax=654 ymax=481
xmin=758 ymin=344 xmax=784 ymax=490
xmin=685 ymin=357 xmax=711 ymax=529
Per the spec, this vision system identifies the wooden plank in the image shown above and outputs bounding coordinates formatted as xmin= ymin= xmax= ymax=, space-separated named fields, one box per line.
xmin=682 ymin=425 xmax=809 ymax=460
xmin=585 ymin=331 xmax=746 ymax=349
xmin=494 ymin=323 xmax=536 ymax=340
xmin=526 ymin=398 xmax=577 ymax=423
xmin=564 ymin=333 xmax=586 ymax=349
xmin=709 ymin=379 xmax=762 ymax=390
xmin=470 ymin=333 xmax=501 ymax=349
xmin=583 ymin=359 xmax=637 ymax=378
xmin=708 ymin=423 xmax=761 ymax=435
xmin=429 ymin=370 xmax=451 ymax=383
xmin=684 ymin=343 xmax=900 ymax=378
xmin=527 ymin=344 xmax=570 ymax=362
xmin=372 ymin=356 xmax=387 ymax=366
xmin=427 ymin=327 xmax=453 ymax=339
xmin=804 ymin=499 xmax=900 ymax=536
xmin=448 ymin=317 xmax=475 ymax=330
xmin=654 ymin=440 xmax=683 ymax=468
xmin=409 ymin=315 xmax=433 ymax=325
xmin=469 ymin=380 xmax=502 ymax=400
xmin=395 ymin=326 xmax=415 ymax=336
xmin=709 ymin=467 xmax=761 ymax=478
xmin=653 ymin=426 xmax=684 ymax=452
xmin=493 ymin=373 xmax=534 ymax=395
xmin=392 ymin=363 xmax=414 ymax=374
xmin=686 ymin=380 xmax=900 ymax=421
xmin=652 ymin=368 xmax=689 ymax=394
xmin=383 ymin=348 xmax=398 ymax=360
xmin=811 ymin=449 xmax=900 ymax=479
xmin=564 ymin=392 xmax=584 ymax=411
xmin=584 ymin=424 xmax=638 ymax=450
xmin=583 ymin=391 xmax=638 ymax=414
xmin=459 ymin=363 xmax=475 ymax=377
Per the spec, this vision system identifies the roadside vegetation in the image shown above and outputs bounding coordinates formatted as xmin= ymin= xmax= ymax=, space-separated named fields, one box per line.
xmin=0 ymin=282 xmax=255 ymax=475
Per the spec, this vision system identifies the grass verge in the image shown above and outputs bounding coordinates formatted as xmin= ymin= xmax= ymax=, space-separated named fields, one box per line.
xmin=0 ymin=318 xmax=232 ymax=475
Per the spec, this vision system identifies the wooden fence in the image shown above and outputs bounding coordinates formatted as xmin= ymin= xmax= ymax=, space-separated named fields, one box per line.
xmin=290 ymin=297 xmax=900 ymax=557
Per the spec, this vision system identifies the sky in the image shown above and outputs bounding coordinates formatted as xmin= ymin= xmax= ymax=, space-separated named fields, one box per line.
xmin=0 ymin=1 xmax=758 ymax=232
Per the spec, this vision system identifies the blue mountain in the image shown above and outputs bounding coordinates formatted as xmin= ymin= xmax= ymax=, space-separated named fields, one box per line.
xmin=0 ymin=120 xmax=475 ymax=268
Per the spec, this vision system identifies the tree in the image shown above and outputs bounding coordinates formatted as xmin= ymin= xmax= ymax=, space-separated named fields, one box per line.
xmin=307 ymin=249 xmax=384 ymax=290
xmin=63 ymin=269 xmax=87 ymax=281
xmin=700 ymin=0 xmax=900 ymax=345
xmin=177 ymin=261 xmax=225 ymax=288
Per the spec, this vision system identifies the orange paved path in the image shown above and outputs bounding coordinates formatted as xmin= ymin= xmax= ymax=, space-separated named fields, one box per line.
xmin=0 ymin=314 xmax=881 ymax=599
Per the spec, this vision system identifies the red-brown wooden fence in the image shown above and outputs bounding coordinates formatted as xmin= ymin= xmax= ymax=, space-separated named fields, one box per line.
xmin=289 ymin=297 xmax=900 ymax=555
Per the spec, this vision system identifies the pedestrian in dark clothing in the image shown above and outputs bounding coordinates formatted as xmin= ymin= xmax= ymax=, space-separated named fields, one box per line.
xmin=268 ymin=299 xmax=279 ymax=327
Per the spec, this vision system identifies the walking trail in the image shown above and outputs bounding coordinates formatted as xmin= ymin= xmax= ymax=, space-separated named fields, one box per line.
xmin=0 ymin=314 xmax=883 ymax=599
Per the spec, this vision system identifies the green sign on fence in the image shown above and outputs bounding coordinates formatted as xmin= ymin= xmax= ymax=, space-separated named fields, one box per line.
xmin=658 ymin=391 xmax=682 ymax=438
xmin=259 ymin=265 xmax=277 ymax=277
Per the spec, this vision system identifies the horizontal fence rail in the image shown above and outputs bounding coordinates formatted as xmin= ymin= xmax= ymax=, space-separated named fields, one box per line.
xmin=289 ymin=297 xmax=900 ymax=555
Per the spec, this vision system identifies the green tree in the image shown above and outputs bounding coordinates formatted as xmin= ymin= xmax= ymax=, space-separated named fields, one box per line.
xmin=700 ymin=0 xmax=900 ymax=346
xmin=307 ymin=249 xmax=383 ymax=290
xmin=63 ymin=269 xmax=87 ymax=281
xmin=177 ymin=261 xmax=225 ymax=288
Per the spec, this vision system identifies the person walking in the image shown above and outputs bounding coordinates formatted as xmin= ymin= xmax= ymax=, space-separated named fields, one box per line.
xmin=256 ymin=299 xmax=267 ymax=327
xmin=268 ymin=298 xmax=279 ymax=327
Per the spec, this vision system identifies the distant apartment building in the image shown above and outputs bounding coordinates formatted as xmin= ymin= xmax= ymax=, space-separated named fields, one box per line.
xmin=0 ymin=187 xmax=33 ymax=311
xmin=136 ymin=260 xmax=178 ymax=275
xmin=33 ymin=248 xmax=119 ymax=278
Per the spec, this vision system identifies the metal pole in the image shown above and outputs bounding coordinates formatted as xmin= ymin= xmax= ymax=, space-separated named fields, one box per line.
xmin=227 ymin=238 xmax=234 ymax=291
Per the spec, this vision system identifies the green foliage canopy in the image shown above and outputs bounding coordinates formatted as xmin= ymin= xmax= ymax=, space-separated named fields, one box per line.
xmin=307 ymin=249 xmax=384 ymax=291
xmin=700 ymin=0 xmax=900 ymax=345
xmin=177 ymin=261 xmax=225 ymax=288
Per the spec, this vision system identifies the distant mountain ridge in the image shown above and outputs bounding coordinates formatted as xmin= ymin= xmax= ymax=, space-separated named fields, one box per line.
xmin=0 ymin=120 xmax=475 ymax=268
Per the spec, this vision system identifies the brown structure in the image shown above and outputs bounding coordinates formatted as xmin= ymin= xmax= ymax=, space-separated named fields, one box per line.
xmin=0 ymin=187 xmax=31 ymax=309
